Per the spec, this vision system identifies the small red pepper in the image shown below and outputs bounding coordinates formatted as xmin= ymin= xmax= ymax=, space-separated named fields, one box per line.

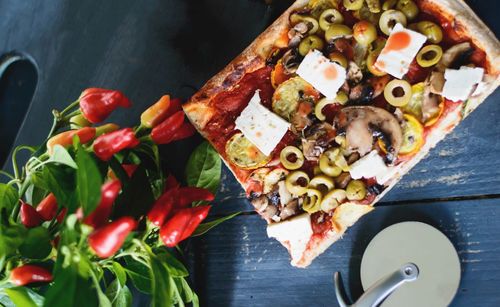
xmin=150 ymin=111 xmax=185 ymax=144
xmin=20 ymin=202 xmax=43 ymax=228
xmin=147 ymin=189 xmax=177 ymax=226
xmin=170 ymin=122 xmax=196 ymax=142
xmin=36 ymin=193 xmax=58 ymax=221
xmin=56 ymin=207 xmax=67 ymax=224
xmin=79 ymin=88 xmax=131 ymax=123
xmin=176 ymin=187 xmax=215 ymax=208
xmin=93 ymin=128 xmax=140 ymax=161
xmin=88 ymin=217 xmax=137 ymax=258
xmin=160 ymin=206 xmax=211 ymax=247
xmin=83 ymin=180 xmax=122 ymax=228
xmin=164 ymin=174 xmax=180 ymax=191
xmin=46 ymin=127 xmax=96 ymax=154
xmin=140 ymin=95 xmax=183 ymax=128
xmin=10 ymin=265 xmax=53 ymax=286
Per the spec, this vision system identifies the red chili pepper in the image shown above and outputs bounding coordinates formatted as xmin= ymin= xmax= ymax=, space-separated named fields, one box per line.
xmin=46 ymin=127 xmax=96 ymax=154
xmin=176 ymin=187 xmax=215 ymax=208
xmin=150 ymin=111 xmax=185 ymax=144
xmin=159 ymin=206 xmax=211 ymax=247
xmin=83 ymin=180 xmax=122 ymax=228
xmin=36 ymin=193 xmax=58 ymax=221
xmin=56 ymin=207 xmax=67 ymax=224
xmin=93 ymin=128 xmax=140 ymax=161
xmin=140 ymin=95 xmax=183 ymax=128
xmin=170 ymin=122 xmax=196 ymax=142
xmin=79 ymin=88 xmax=131 ymax=123
xmin=164 ymin=174 xmax=180 ymax=191
xmin=10 ymin=265 xmax=53 ymax=286
xmin=20 ymin=202 xmax=43 ymax=228
xmin=88 ymin=217 xmax=137 ymax=258
xmin=147 ymin=189 xmax=177 ymax=226
xmin=122 ymin=164 xmax=138 ymax=177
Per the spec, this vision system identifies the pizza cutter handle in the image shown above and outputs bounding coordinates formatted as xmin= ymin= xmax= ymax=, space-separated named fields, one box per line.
xmin=334 ymin=263 xmax=419 ymax=307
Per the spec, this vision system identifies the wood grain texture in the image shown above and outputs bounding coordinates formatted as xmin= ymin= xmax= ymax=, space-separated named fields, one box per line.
xmin=194 ymin=199 xmax=500 ymax=306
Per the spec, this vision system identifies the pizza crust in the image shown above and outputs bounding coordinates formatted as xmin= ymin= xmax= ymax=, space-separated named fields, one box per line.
xmin=184 ymin=0 xmax=500 ymax=267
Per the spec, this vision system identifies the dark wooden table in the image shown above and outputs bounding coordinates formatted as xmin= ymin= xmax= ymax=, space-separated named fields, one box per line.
xmin=1 ymin=1 xmax=499 ymax=306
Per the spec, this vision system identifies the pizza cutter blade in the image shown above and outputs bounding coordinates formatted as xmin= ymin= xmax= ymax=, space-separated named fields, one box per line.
xmin=334 ymin=222 xmax=461 ymax=307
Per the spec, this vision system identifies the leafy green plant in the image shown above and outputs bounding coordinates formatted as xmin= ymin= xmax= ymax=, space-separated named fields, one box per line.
xmin=0 ymin=89 xmax=234 ymax=307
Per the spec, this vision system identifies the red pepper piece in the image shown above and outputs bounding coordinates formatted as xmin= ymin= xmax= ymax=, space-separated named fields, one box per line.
xmin=20 ymin=202 xmax=43 ymax=228
xmin=46 ymin=127 xmax=96 ymax=154
xmin=93 ymin=128 xmax=140 ymax=161
xmin=150 ymin=111 xmax=185 ymax=144
xmin=164 ymin=174 xmax=180 ymax=191
xmin=159 ymin=206 xmax=211 ymax=247
xmin=170 ymin=122 xmax=196 ymax=142
xmin=147 ymin=189 xmax=177 ymax=226
xmin=83 ymin=180 xmax=122 ymax=228
xmin=159 ymin=209 xmax=192 ymax=247
xmin=179 ymin=205 xmax=211 ymax=241
xmin=176 ymin=187 xmax=214 ymax=208
xmin=11 ymin=265 xmax=53 ymax=286
xmin=79 ymin=88 xmax=131 ymax=123
xmin=122 ymin=164 xmax=138 ymax=177
xmin=56 ymin=207 xmax=67 ymax=224
xmin=36 ymin=193 xmax=58 ymax=221
xmin=88 ymin=217 xmax=137 ymax=258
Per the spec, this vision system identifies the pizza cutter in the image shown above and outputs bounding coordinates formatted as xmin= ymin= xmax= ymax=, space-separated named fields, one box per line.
xmin=334 ymin=222 xmax=461 ymax=307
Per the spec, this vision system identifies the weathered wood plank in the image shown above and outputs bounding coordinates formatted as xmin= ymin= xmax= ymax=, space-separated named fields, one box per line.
xmin=193 ymin=198 xmax=500 ymax=306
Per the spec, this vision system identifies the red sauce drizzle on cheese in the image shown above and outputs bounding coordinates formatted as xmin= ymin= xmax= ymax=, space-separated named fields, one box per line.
xmin=383 ymin=31 xmax=411 ymax=54
xmin=324 ymin=66 xmax=338 ymax=80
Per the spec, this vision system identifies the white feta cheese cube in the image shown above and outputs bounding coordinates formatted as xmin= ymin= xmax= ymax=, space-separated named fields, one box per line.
xmin=375 ymin=23 xmax=427 ymax=79
xmin=235 ymin=90 xmax=291 ymax=156
xmin=267 ymin=213 xmax=312 ymax=262
xmin=296 ymin=50 xmax=346 ymax=99
xmin=442 ymin=66 xmax=484 ymax=102
xmin=349 ymin=150 xmax=392 ymax=185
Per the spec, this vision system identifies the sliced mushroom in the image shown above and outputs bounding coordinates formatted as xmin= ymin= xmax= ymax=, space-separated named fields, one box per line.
xmin=288 ymin=22 xmax=309 ymax=48
xmin=261 ymin=204 xmax=278 ymax=220
xmin=281 ymin=49 xmax=302 ymax=74
xmin=368 ymin=75 xmax=391 ymax=98
xmin=251 ymin=195 xmax=269 ymax=213
xmin=334 ymin=172 xmax=352 ymax=189
xmin=437 ymin=42 xmax=472 ymax=72
xmin=349 ymin=83 xmax=374 ymax=103
xmin=279 ymin=199 xmax=300 ymax=220
xmin=427 ymin=71 xmax=445 ymax=95
xmin=301 ymin=123 xmax=336 ymax=161
xmin=422 ymin=79 xmax=442 ymax=122
xmin=335 ymin=106 xmax=403 ymax=163
xmin=347 ymin=61 xmax=363 ymax=85
xmin=301 ymin=139 xmax=324 ymax=161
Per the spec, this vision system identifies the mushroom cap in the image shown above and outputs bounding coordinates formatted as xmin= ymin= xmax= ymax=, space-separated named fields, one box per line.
xmin=335 ymin=106 xmax=403 ymax=161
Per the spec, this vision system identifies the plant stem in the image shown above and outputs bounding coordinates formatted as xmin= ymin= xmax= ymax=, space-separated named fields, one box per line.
xmin=0 ymin=170 xmax=14 ymax=180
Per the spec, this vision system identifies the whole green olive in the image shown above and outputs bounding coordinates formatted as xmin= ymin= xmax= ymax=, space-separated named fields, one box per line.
xmin=325 ymin=24 xmax=353 ymax=42
xmin=382 ymin=0 xmax=397 ymax=10
xmin=417 ymin=21 xmax=443 ymax=44
xmin=343 ymin=0 xmax=364 ymax=11
xmin=299 ymin=35 xmax=325 ymax=56
xmin=346 ymin=180 xmax=367 ymax=200
xmin=302 ymin=16 xmax=320 ymax=35
xmin=353 ymin=20 xmax=377 ymax=46
xmin=379 ymin=9 xmax=407 ymax=35
xmin=319 ymin=9 xmax=344 ymax=31
xmin=396 ymin=0 xmax=419 ymax=20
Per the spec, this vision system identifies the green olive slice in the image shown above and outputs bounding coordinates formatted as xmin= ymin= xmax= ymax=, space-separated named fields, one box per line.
xmin=285 ymin=171 xmax=310 ymax=196
xmin=379 ymin=9 xmax=407 ymax=35
xmin=343 ymin=0 xmax=364 ymax=10
xmin=328 ymin=51 xmax=348 ymax=68
xmin=384 ymin=79 xmax=412 ymax=107
xmin=416 ymin=21 xmax=443 ymax=44
xmin=325 ymin=24 xmax=353 ymax=43
xmin=226 ymin=133 xmax=270 ymax=169
xmin=280 ymin=146 xmax=305 ymax=170
xmin=320 ymin=189 xmax=347 ymax=212
xmin=302 ymin=16 xmax=320 ymax=35
xmin=319 ymin=148 xmax=343 ymax=177
xmin=319 ymin=9 xmax=344 ymax=31
xmin=353 ymin=20 xmax=378 ymax=46
xmin=366 ymin=0 xmax=382 ymax=13
xmin=346 ymin=180 xmax=367 ymax=200
xmin=416 ymin=45 xmax=443 ymax=68
xmin=298 ymin=35 xmax=325 ymax=56
xmin=302 ymin=188 xmax=323 ymax=213
xmin=309 ymin=175 xmax=335 ymax=194
xmin=396 ymin=0 xmax=419 ymax=20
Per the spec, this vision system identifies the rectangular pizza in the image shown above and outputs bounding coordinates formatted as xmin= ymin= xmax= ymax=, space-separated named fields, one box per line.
xmin=183 ymin=0 xmax=500 ymax=267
